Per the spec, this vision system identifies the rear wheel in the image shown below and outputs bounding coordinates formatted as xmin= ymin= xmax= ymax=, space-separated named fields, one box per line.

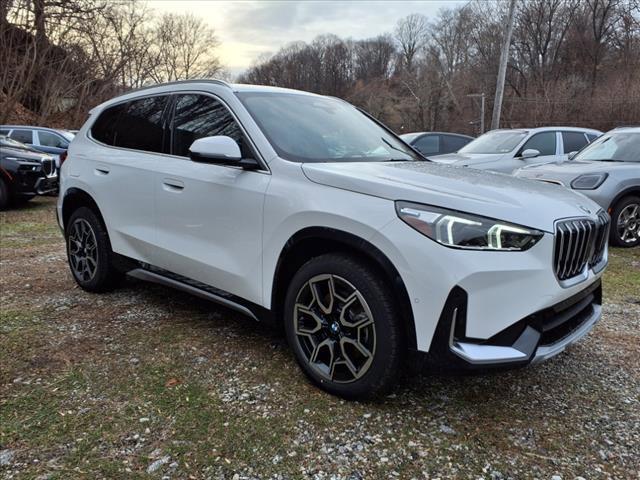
xmin=284 ymin=253 xmax=403 ymax=399
xmin=610 ymin=196 xmax=640 ymax=247
xmin=66 ymin=207 xmax=122 ymax=292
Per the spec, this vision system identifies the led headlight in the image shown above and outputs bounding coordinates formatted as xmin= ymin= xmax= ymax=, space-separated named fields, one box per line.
xmin=570 ymin=173 xmax=608 ymax=190
xmin=396 ymin=201 xmax=543 ymax=251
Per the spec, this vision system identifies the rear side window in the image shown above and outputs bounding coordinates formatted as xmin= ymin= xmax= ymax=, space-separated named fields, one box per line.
xmin=172 ymin=94 xmax=245 ymax=157
xmin=9 ymin=129 xmax=33 ymax=144
xmin=92 ymin=103 xmax=126 ymax=145
xmin=115 ymin=96 xmax=169 ymax=153
xmin=520 ymin=132 xmax=556 ymax=156
xmin=442 ymin=135 xmax=471 ymax=153
xmin=413 ymin=135 xmax=439 ymax=155
xmin=562 ymin=132 xmax=588 ymax=154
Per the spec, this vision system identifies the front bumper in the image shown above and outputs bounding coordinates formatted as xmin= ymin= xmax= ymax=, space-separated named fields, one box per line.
xmin=439 ymin=280 xmax=602 ymax=367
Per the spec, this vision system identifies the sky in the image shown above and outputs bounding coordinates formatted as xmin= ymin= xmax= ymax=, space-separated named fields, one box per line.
xmin=147 ymin=0 xmax=468 ymax=77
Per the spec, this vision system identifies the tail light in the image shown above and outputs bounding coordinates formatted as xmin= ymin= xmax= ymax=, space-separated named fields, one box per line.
xmin=59 ymin=150 xmax=68 ymax=166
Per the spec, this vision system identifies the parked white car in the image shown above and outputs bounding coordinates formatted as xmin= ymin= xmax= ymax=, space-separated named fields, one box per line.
xmin=58 ymin=81 xmax=609 ymax=398
xmin=429 ymin=127 xmax=602 ymax=173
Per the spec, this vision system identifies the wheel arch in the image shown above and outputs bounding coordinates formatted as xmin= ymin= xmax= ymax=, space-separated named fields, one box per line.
xmin=608 ymin=186 xmax=640 ymax=212
xmin=271 ymin=226 xmax=417 ymax=350
xmin=61 ymin=187 xmax=106 ymax=232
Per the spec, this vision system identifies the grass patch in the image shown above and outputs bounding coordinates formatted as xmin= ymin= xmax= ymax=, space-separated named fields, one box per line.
xmin=604 ymin=247 xmax=640 ymax=303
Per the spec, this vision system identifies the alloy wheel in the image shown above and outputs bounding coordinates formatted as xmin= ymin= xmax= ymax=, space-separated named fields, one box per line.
xmin=617 ymin=203 xmax=640 ymax=244
xmin=68 ymin=218 xmax=99 ymax=282
xmin=293 ymin=274 xmax=376 ymax=383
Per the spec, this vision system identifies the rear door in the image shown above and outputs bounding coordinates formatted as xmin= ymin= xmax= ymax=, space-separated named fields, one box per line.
xmin=87 ymin=94 xmax=170 ymax=263
xmin=560 ymin=131 xmax=590 ymax=160
xmin=152 ymin=92 xmax=270 ymax=304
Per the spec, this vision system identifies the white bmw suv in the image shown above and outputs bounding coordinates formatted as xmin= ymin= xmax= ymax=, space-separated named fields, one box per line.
xmin=58 ymin=80 xmax=609 ymax=399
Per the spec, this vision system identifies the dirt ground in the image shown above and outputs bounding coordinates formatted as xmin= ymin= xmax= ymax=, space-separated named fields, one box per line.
xmin=1 ymin=197 xmax=639 ymax=479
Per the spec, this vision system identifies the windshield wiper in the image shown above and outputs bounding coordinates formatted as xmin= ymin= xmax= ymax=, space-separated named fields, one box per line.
xmin=381 ymin=137 xmax=422 ymax=161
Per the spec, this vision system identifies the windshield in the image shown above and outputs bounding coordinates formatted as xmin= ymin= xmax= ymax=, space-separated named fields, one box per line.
xmin=237 ymin=92 xmax=421 ymax=163
xmin=575 ymin=132 xmax=640 ymax=162
xmin=459 ymin=130 xmax=527 ymax=154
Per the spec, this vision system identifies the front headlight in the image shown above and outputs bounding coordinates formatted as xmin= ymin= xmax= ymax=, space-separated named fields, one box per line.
xmin=570 ymin=173 xmax=608 ymax=190
xmin=396 ymin=201 xmax=543 ymax=251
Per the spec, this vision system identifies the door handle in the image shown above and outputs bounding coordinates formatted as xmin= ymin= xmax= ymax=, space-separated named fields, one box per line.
xmin=162 ymin=179 xmax=184 ymax=192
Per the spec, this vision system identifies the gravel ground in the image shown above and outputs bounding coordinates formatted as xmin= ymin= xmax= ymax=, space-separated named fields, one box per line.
xmin=1 ymin=197 xmax=639 ymax=480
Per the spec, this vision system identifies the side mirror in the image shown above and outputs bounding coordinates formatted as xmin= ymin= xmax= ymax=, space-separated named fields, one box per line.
xmin=189 ymin=136 xmax=258 ymax=170
xmin=520 ymin=149 xmax=540 ymax=159
xmin=568 ymin=151 xmax=578 ymax=160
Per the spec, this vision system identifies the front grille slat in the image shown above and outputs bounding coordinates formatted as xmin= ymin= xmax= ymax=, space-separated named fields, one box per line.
xmin=554 ymin=213 xmax=610 ymax=282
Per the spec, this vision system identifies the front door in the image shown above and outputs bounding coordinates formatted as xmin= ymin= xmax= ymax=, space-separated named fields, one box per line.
xmin=152 ymin=93 xmax=269 ymax=305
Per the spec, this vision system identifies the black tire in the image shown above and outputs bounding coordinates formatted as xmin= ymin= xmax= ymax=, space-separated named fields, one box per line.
xmin=610 ymin=196 xmax=640 ymax=248
xmin=0 ymin=178 xmax=9 ymax=210
xmin=284 ymin=253 xmax=403 ymax=399
xmin=66 ymin=206 xmax=123 ymax=292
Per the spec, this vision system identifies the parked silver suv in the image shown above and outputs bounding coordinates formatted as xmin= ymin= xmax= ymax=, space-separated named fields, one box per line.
xmin=429 ymin=127 xmax=601 ymax=174
xmin=516 ymin=127 xmax=640 ymax=247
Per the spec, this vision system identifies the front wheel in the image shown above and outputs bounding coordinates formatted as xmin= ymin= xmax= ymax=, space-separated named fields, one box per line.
xmin=610 ymin=196 xmax=640 ymax=247
xmin=284 ymin=253 xmax=403 ymax=399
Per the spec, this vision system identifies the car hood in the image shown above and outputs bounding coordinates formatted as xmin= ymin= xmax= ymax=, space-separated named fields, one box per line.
xmin=302 ymin=161 xmax=604 ymax=232
xmin=427 ymin=152 xmax=507 ymax=166
xmin=1 ymin=146 xmax=51 ymax=162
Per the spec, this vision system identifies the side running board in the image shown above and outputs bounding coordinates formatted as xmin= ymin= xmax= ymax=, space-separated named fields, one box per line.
xmin=127 ymin=268 xmax=259 ymax=321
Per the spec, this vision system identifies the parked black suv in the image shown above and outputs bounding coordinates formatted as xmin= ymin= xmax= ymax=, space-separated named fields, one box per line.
xmin=0 ymin=135 xmax=58 ymax=209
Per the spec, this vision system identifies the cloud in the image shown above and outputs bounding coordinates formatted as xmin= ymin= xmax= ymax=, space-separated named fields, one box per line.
xmin=148 ymin=0 xmax=468 ymax=72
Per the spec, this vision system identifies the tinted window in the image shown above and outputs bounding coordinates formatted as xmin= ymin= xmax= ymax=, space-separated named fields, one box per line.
xmin=442 ymin=135 xmax=471 ymax=153
xmin=562 ymin=132 xmax=588 ymax=154
xmin=92 ymin=103 xmax=126 ymax=145
xmin=172 ymin=94 xmax=247 ymax=158
xmin=10 ymin=129 xmax=33 ymax=144
xmin=38 ymin=130 xmax=67 ymax=148
xmin=586 ymin=133 xmax=599 ymax=142
xmin=520 ymin=132 xmax=556 ymax=156
xmin=115 ymin=96 xmax=168 ymax=153
xmin=413 ymin=135 xmax=439 ymax=155
xmin=0 ymin=129 xmax=9 ymax=136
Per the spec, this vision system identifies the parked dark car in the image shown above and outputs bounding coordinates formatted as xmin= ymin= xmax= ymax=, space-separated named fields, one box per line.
xmin=0 ymin=125 xmax=74 ymax=167
xmin=400 ymin=131 xmax=474 ymax=156
xmin=0 ymin=135 xmax=58 ymax=209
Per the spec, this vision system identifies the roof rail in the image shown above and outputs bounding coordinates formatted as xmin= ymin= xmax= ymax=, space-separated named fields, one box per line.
xmin=122 ymin=78 xmax=232 ymax=96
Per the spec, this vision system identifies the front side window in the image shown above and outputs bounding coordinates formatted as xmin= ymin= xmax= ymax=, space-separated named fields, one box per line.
xmin=172 ymin=94 xmax=246 ymax=158
xmin=38 ymin=130 xmax=67 ymax=148
xmin=459 ymin=131 xmax=527 ymax=154
xmin=562 ymin=131 xmax=588 ymax=154
xmin=575 ymin=132 xmax=640 ymax=162
xmin=519 ymin=132 xmax=556 ymax=156
xmin=115 ymin=95 xmax=169 ymax=153
xmin=414 ymin=135 xmax=440 ymax=155
xmin=9 ymin=129 xmax=33 ymax=144
xmin=237 ymin=92 xmax=420 ymax=163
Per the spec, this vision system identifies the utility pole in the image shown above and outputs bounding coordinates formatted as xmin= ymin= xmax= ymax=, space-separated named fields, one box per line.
xmin=467 ymin=93 xmax=485 ymax=134
xmin=491 ymin=0 xmax=517 ymax=130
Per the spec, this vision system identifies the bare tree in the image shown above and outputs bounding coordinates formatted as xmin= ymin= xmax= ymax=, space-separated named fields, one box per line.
xmin=151 ymin=13 xmax=222 ymax=83
xmin=394 ymin=13 xmax=429 ymax=72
